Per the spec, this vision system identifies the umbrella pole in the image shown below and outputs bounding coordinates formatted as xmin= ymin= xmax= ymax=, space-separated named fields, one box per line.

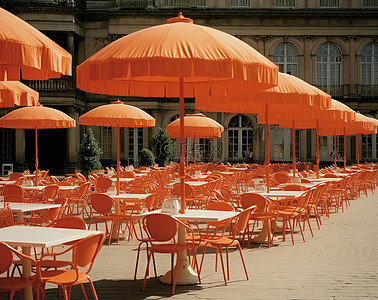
xmin=334 ymin=133 xmax=337 ymax=169
xmin=117 ymin=126 xmax=120 ymax=195
xmin=193 ymin=133 xmax=196 ymax=164
xmin=292 ymin=120 xmax=296 ymax=178
xmin=265 ymin=103 xmax=270 ymax=192
xmin=356 ymin=133 xmax=359 ymax=166
xmin=35 ymin=128 xmax=39 ymax=186
xmin=343 ymin=127 xmax=346 ymax=171
xmin=160 ymin=77 xmax=198 ymax=286
xmin=316 ymin=119 xmax=320 ymax=179
xmin=179 ymin=77 xmax=186 ymax=213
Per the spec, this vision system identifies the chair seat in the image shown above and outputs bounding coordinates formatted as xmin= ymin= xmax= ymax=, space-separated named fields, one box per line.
xmin=0 ymin=277 xmax=35 ymax=291
xmin=152 ymin=243 xmax=192 ymax=253
xmin=41 ymin=269 xmax=88 ymax=285
xmin=205 ymin=237 xmax=239 ymax=247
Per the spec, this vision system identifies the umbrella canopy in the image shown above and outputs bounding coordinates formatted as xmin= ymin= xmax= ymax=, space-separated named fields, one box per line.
xmin=0 ymin=81 xmax=39 ymax=107
xmin=166 ymin=113 xmax=224 ymax=139
xmin=197 ymin=73 xmax=332 ymax=188
xmin=166 ymin=113 xmax=224 ymax=163
xmin=77 ymin=13 xmax=278 ymax=98
xmin=0 ymin=7 xmax=72 ymax=80
xmin=77 ymin=13 xmax=278 ymax=213
xmin=0 ymin=105 xmax=75 ymax=184
xmin=79 ymin=100 xmax=155 ymax=194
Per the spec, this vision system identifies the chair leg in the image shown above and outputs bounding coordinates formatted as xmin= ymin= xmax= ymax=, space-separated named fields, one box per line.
xmin=237 ymin=242 xmax=249 ymax=280
xmin=87 ymin=277 xmax=99 ymax=300
xmin=142 ymin=249 xmax=153 ymax=290
xmin=218 ymin=246 xmax=227 ymax=286
xmin=172 ymin=253 xmax=180 ymax=295
xmin=79 ymin=283 xmax=89 ymax=300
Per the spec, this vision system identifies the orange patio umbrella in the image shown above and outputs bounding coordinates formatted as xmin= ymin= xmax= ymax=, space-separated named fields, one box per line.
xmin=166 ymin=113 xmax=224 ymax=163
xmin=268 ymin=99 xmax=356 ymax=176
xmin=77 ymin=12 xmax=278 ymax=213
xmin=79 ymin=100 xmax=155 ymax=195
xmin=0 ymin=105 xmax=75 ymax=184
xmin=197 ymin=73 xmax=332 ymax=190
xmin=0 ymin=7 xmax=72 ymax=80
xmin=0 ymin=81 xmax=39 ymax=107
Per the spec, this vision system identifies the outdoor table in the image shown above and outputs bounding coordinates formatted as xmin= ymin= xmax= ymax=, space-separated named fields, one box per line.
xmin=0 ymin=180 xmax=16 ymax=185
xmin=22 ymin=185 xmax=77 ymax=199
xmin=0 ymin=225 xmax=99 ymax=300
xmin=308 ymin=178 xmax=342 ymax=183
xmin=111 ymin=193 xmax=151 ymax=201
xmin=278 ymin=182 xmax=320 ymax=190
xmin=6 ymin=202 xmax=61 ymax=222
xmin=133 ymin=209 xmax=238 ymax=285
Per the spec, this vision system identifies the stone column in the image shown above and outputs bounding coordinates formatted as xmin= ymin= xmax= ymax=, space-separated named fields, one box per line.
xmin=67 ymin=32 xmax=75 ymax=86
xmin=66 ymin=107 xmax=79 ymax=172
xmin=15 ymin=129 xmax=26 ymax=171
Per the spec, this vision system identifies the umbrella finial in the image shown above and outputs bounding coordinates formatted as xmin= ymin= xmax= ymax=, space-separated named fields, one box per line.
xmin=113 ymin=99 xmax=123 ymax=104
xmin=167 ymin=12 xmax=193 ymax=24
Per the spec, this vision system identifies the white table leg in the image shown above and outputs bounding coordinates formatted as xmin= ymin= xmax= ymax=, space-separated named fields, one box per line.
xmin=160 ymin=225 xmax=198 ymax=285
xmin=22 ymin=246 xmax=33 ymax=300
xmin=250 ymin=221 xmax=273 ymax=244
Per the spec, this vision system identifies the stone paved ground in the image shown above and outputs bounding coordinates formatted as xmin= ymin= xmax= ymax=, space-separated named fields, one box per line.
xmin=45 ymin=190 xmax=378 ymax=300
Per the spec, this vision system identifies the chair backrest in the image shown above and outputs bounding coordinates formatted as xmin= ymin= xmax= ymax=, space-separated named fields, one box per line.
xmin=53 ymin=216 xmax=87 ymax=230
xmin=241 ymin=192 xmax=268 ymax=214
xmin=204 ymin=201 xmax=235 ymax=211
xmin=282 ymin=184 xmax=306 ymax=191
xmin=50 ymin=175 xmax=60 ymax=184
xmin=90 ymin=193 xmax=114 ymax=214
xmin=121 ymin=170 xmax=136 ymax=178
xmin=273 ymin=171 xmax=290 ymax=184
xmin=3 ymin=184 xmax=23 ymax=196
xmin=232 ymin=206 xmax=256 ymax=235
xmin=173 ymin=182 xmax=193 ymax=198
xmin=74 ymin=232 xmax=105 ymax=272
xmin=144 ymin=193 xmax=158 ymax=211
xmin=14 ymin=177 xmax=24 ymax=185
xmin=9 ymin=172 xmax=23 ymax=180
xmin=0 ymin=242 xmax=37 ymax=278
xmin=42 ymin=184 xmax=59 ymax=201
xmin=4 ymin=195 xmax=25 ymax=203
xmin=0 ymin=205 xmax=14 ymax=228
xmin=96 ymin=177 xmax=113 ymax=192
xmin=143 ymin=214 xmax=178 ymax=242
xmin=301 ymin=178 xmax=311 ymax=183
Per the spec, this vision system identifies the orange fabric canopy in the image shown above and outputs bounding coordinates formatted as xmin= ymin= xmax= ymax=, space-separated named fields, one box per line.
xmin=76 ymin=13 xmax=278 ymax=98
xmin=196 ymin=73 xmax=332 ymax=114
xmin=79 ymin=100 xmax=155 ymax=128
xmin=0 ymin=105 xmax=75 ymax=129
xmin=0 ymin=81 xmax=39 ymax=107
xmin=260 ymin=99 xmax=356 ymax=128
xmin=0 ymin=7 xmax=72 ymax=80
xmin=166 ymin=113 xmax=224 ymax=139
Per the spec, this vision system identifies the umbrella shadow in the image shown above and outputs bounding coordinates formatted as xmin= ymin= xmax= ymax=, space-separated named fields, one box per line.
xmin=44 ymin=278 xmax=203 ymax=300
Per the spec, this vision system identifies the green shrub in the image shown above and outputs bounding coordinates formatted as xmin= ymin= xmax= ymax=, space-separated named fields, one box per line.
xmin=139 ymin=149 xmax=155 ymax=167
xmin=76 ymin=128 xmax=102 ymax=177
xmin=151 ymin=127 xmax=173 ymax=167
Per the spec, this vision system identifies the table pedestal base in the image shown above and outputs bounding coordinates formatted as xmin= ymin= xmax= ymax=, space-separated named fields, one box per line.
xmin=250 ymin=221 xmax=274 ymax=244
xmin=159 ymin=259 xmax=198 ymax=285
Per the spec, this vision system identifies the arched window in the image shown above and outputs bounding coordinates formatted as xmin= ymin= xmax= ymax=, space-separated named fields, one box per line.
xmin=273 ymin=44 xmax=298 ymax=76
xmin=316 ymin=43 xmax=342 ymax=95
xmin=361 ymin=43 xmax=378 ymax=96
xmin=227 ymin=115 xmax=253 ymax=161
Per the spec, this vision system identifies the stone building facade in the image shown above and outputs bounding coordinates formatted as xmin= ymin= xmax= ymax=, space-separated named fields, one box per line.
xmin=0 ymin=0 xmax=377 ymax=174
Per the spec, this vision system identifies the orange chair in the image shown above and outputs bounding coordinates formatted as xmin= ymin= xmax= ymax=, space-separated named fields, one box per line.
xmin=241 ymin=193 xmax=277 ymax=248
xmin=323 ymin=173 xmax=339 ymax=178
xmin=173 ymin=182 xmax=195 ymax=208
xmin=273 ymin=171 xmax=291 ymax=184
xmin=89 ymin=193 xmax=127 ymax=245
xmin=4 ymin=195 xmax=25 ymax=203
xmin=8 ymin=172 xmax=23 ymax=181
xmin=0 ymin=242 xmax=39 ymax=300
xmin=201 ymin=206 xmax=256 ymax=285
xmin=282 ymin=184 xmax=306 ymax=191
xmin=142 ymin=214 xmax=200 ymax=294
xmin=3 ymin=184 xmax=24 ymax=197
xmin=301 ymin=178 xmax=312 ymax=183
xmin=0 ymin=205 xmax=14 ymax=228
xmin=38 ymin=232 xmax=105 ymax=300
xmin=96 ymin=177 xmax=113 ymax=193
xmin=66 ymin=182 xmax=91 ymax=218
xmin=33 ymin=184 xmax=59 ymax=203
